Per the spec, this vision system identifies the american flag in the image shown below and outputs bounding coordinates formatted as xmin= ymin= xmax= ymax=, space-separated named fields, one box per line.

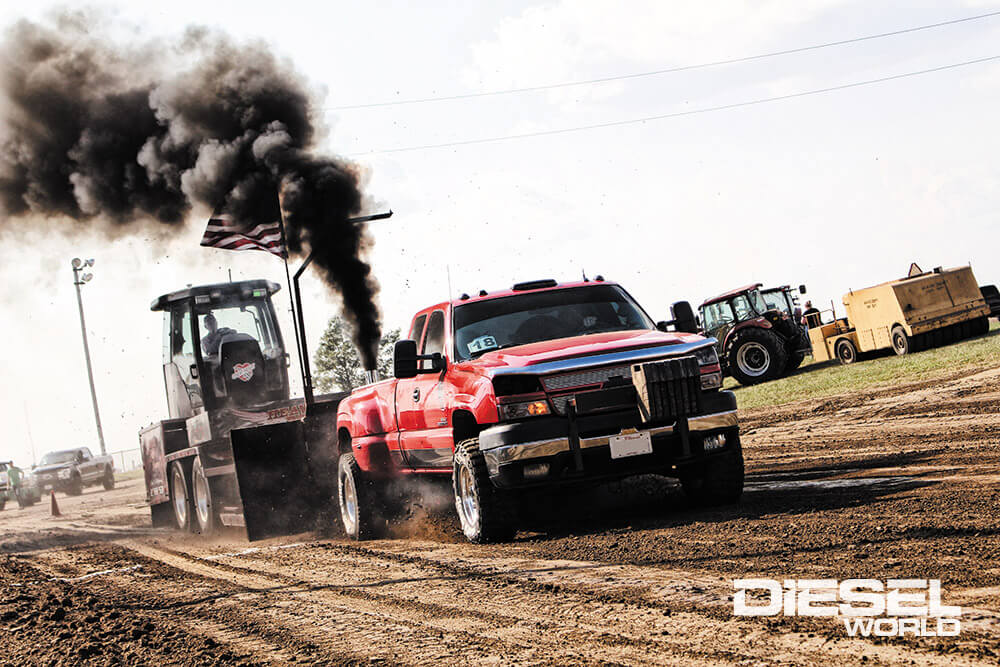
xmin=200 ymin=211 xmax=286 ymax=258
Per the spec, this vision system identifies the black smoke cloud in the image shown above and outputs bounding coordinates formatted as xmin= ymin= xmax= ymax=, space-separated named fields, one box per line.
xmin=0 ymin=14 xmax=380 ymax=367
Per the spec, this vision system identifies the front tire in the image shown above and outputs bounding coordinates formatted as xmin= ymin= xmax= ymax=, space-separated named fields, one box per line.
xmin=727 ymin=328 xmax=788 ymax=385
xmin=891 ymin=325 xmax=910 ymax=356
xmin=65 ymin=473 xmax=83 ymax=496
xmin=191 ymin=458 xmax=217 ymax=535
xmin=680 ymin=434 xmax=745 ymax=507
xmin=101 ymin=467 xmax=115 ymax=490
xmin=453 ymin=438 xmax=516 ymax=544
xmin=337 ymin=452 xmax=385 ymax=540
xmin=835 ymin=338 xmax=858 ymax=365
xmin=169 ymin=461 xmax=192 ymax=532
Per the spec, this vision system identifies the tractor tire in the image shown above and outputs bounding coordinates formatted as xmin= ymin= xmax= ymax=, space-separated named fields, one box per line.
xmin=971 ymin=316 xmax=990 ymax=337
xmin=453 ymin=438 xmax=516 ymax=544
xmin=169 ymin=461 xmax=192 ymax=532
xmin=0 ymin=497 xmax=5 ymax=511
xmin=891 ymin=326 xmax=911 ymax=356
xmin=65 ymin=473 xmax=83 ymax=497
xmin=727 ymin=328 xmax=788 ymax=385
xmin=101 ymin=466 xmax=115 ymax=490
xmin=191 ymin=458 xmax=218 ymax=536
xmin=835 ymin=338 xmax=858 ymax=365
xmin=337 ymin=452 xmax=386 ymax=541
xmin=784 ymin=352 xmax=805 ymax=373
xmin=680 ymin=433 xmax=745 ymax=507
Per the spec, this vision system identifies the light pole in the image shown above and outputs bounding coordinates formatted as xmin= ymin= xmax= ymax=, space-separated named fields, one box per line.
xmin=72 ymin=258 xmax=107 ymax=456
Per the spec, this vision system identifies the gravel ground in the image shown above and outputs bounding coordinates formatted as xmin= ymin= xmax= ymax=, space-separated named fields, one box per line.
xmin=2 ymin=365 xmax=999 ymax=665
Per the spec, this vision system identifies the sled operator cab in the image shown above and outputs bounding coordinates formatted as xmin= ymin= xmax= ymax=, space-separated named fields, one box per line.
xmin=151 ymin=280 xmax=290 ymax=419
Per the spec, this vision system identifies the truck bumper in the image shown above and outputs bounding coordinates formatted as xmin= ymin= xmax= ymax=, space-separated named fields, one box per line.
xmin=479 ymin=391 xmax=739 ymax=489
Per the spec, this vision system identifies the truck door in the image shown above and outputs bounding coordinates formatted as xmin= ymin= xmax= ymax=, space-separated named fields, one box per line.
xmin=83 ymin=448 xmax=100 ymax=481
xmin=74 ymin=449 xmax=91 ymax=482
xmin=164 ymin=305 xmax=204 ymax=418
xmin=397 ymin=309 xmax=453 ymax=469
xmin=85 ymin=448 xmax=102 ymax=481
xmin=394 ymin=313 xmax=426 ymax=467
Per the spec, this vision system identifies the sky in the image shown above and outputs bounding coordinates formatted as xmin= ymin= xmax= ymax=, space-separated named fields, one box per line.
xmin=1 ymin=0 xmax=998 ymax=466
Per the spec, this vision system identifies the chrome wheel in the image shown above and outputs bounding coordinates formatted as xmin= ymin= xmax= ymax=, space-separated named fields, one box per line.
xmin=192 ymin=460 xmax=211 ymax=531
xmin=736 ymin=341 xmax=770 ymax=377
xmin=171 ymin=464 xmax=188 ymax=529
xmin=456 ymin=464 xmax=479 ymax=532
xmin=339 ymin=465 xmax=358 ymax=535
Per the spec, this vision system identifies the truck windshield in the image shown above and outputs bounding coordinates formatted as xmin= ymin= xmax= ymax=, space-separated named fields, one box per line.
xmin=195 ymin=297 xmax=280 ymax=358
xmin=40 ymin=452 xmax=76 ymax=465
xmin=453 ymin=285 xmax=654 ymax=361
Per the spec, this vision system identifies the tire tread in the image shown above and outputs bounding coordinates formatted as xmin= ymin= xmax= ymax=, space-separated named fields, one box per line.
xmin=453 ymin=438 xmax=516 ymax=544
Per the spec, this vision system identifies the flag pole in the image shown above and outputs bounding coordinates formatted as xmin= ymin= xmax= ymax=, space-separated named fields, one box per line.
xmin=291 ymin=210 xmax=393 ymax=407
xmin=276 ymin=194 xmax=306 ymax=389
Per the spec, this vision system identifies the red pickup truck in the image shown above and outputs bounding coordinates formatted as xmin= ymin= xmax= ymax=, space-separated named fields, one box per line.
xmin=335 ymin=278 xmax=743 ymax=543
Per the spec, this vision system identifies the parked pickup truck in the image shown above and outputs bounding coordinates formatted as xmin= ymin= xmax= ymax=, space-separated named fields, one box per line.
xmin=33 ymin=447 xmax=115 ymax=496
xmin=335 ymin=278 xmax=743 ymax=543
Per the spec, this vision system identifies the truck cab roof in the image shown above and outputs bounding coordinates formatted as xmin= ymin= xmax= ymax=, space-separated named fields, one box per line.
xmin=438 ymin=279 xmax=616 ymax=311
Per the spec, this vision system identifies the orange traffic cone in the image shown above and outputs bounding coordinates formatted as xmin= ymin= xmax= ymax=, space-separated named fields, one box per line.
xmin=50 ymin=490 xmax=61 ymax=517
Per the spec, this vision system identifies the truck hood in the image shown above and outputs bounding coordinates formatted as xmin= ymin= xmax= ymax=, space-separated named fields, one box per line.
xmin=33 ymin=464 xmax=71 ymax=474
xmin=468 ymin=329 xmax=710 ymax=372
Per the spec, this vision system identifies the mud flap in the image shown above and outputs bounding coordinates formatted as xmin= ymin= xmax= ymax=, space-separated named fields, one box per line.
xmin=231 ymin=422 xmax=322 ymax=541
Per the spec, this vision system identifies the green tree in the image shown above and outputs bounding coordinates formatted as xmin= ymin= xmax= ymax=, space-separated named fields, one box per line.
xmin=313 ymin=317 xmax=400 ymax=392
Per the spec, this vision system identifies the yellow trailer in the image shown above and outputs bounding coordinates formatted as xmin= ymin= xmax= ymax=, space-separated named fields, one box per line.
xmin=810 ymin=265 xmax=990 ymax=364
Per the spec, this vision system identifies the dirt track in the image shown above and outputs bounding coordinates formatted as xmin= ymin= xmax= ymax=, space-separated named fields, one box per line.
xmin=3 ymin=365 xmax=1000 ymax=665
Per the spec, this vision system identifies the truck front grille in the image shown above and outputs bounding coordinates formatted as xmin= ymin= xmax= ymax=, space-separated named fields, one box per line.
xmin=541 ymin=364 xmax=632 ymax=392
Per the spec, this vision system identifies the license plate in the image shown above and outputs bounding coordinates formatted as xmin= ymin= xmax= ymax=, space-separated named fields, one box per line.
xmin=609 ymin=431 xmax=653 ymax=459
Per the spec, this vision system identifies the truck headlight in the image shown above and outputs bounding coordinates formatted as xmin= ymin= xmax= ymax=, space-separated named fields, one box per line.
xmin=498 ymin=399 xmax=551 ymax=420
xmin=58 ymin=469 xmax=72 ymax=479
xmin=693 ymin=345 xmax=719 ymax=366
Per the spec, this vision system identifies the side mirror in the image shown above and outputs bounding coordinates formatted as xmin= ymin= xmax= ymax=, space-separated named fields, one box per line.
xmin=670 ymin=301 xmax=700 ymax=334
xmin=394 ymin=339 xmax=419 ymax=379
xmin=394 ymin=340 xmax=449 ymax=378
xmin=655 ymin=321 xmax=670 ymax=332
xmin=426 ymin=353 xmax=447 ymax=373
xmin=798 ymin=284 xmax=807 ymax=295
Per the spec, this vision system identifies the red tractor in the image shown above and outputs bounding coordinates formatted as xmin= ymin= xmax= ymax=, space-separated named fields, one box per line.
xmin=697 ymin=284 xmax=811 ymax=386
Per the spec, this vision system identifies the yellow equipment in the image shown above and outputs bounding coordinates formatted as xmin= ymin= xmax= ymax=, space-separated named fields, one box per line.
xmin=810 ymin=264 xmax=990 ymax=364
